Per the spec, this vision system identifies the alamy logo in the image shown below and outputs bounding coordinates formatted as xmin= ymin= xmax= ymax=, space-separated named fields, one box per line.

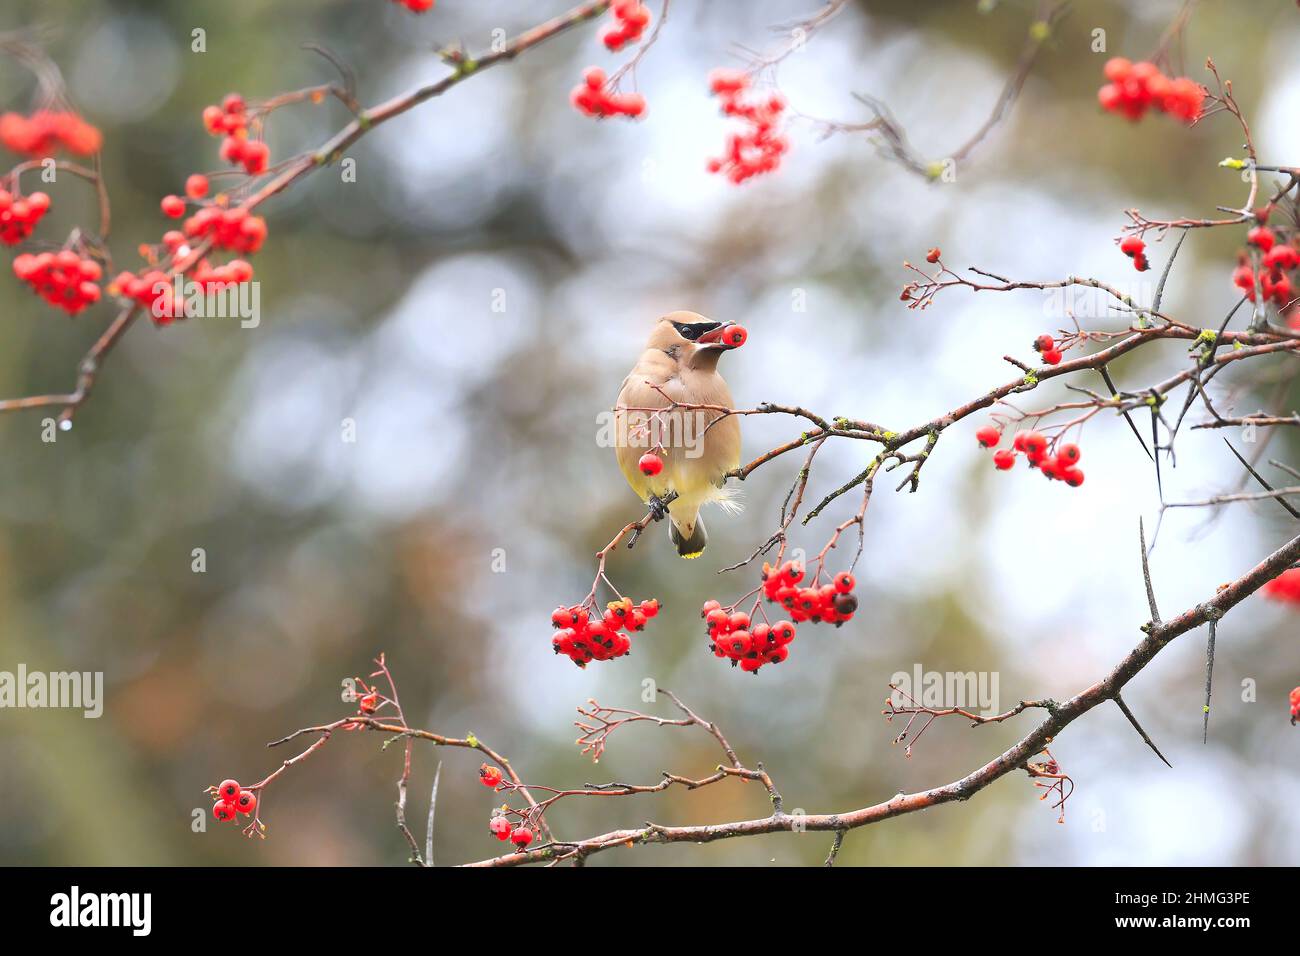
xmin=596 ymin=409 xmax=711 ymax=459
xmin=889 ymin=664 xmax=1000 ymax=716
xmin=49 ymin=886 xmax=151 ymax=936
xmin=150 ymin=274 xmax=261 ymax=328
xmin=0 ymin=665 xmax=103 ymax=718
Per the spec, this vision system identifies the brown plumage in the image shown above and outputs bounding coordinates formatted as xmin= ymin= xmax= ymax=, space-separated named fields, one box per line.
xmin=614 ymin=311 xmax=742 ymax=558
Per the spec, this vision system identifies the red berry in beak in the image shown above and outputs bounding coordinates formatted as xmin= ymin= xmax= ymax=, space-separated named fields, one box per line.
xmin=722 ymin=325 xmax=747 ymax=348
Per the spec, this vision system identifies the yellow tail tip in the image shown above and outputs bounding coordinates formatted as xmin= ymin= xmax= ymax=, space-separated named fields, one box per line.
xmin=680 ymin=550 xmax=704 ymax=559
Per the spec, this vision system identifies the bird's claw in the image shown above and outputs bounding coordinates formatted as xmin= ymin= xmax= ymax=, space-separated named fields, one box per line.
xmin=647 ymin=495 xmax=667 ymax=522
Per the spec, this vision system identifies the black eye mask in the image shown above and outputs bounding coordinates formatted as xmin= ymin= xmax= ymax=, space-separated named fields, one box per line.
xmin=671 ymin=320 xmax=722 ymax=341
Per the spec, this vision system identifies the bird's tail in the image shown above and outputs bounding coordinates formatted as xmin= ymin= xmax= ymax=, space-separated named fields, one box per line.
xmin=670 ymin=516 xmax=708 ymax=559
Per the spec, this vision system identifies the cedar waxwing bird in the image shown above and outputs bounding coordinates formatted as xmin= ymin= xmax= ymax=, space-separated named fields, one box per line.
xmin=615 ymin=311 xmax=743 ymax=558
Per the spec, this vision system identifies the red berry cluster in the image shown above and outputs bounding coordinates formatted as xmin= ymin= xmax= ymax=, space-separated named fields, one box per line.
xmin=550 ymin=597 xmax=659 ymax=667
xmin=180 ymin=204 xmax=269 ymax=254
xmin=0 ymin=110 xmax=103 ymax=156
xmin=983 ymin=428 xmax=1085 ymax=486
xmin=702 ymin=601 xmax=796 ymax=673
xmin=13 ymin=250 xmax=101 ymax=314
xmin=1232 ymin=218 xmax=1298 ymax=308
xmin=570 ymin=67 xmax=646 ymax=119
xmin=699 ymin=562 xmax=859 ymax=674
xmin=111 ymin=238 xmax=254 ymax=327
xmin=1119 ymin=235 xmax=1150 ymax=272
xmin=0 ymin=188 xmax=50 ymax=245
xmin=488 ymin=811 xmax=534 ymax=848
xmin=478 ymin=765 xmax=537 ymax=849
xmin=1263 ymin=568 xmax=1300 ymax=605
xmin=112 ymin=189 xmax=263 ymax=325
xmin=602 ymin=0 xmax=652 ymax=51
xmin=209 ymin=778 xmax=257 ymax=823
xmin=761 ymin=562 xmax=859 ymax=626
xmin=1033 ymin=333 xmax=1063 ymax=365
xmin=202 ymin=94 xmax=270 ymax=175
xmin=1097 ymin=58 xmax=1205 ymax=124
xmin=705 ymin=69 xmax=789 ymax=183
xmin=390 ymin=0 xmax=434 ymax=10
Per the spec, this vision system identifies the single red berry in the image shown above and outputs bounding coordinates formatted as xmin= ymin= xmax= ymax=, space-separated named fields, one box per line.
xmin=975 ymin=425 xmax=1001 ymax=448
xmin=639 ymin=598 xmax=660 ymax=618
xmin=510 ymin=826 xmax=534 ymax=848
xmin=1034 ymin=334 xmax=1055 ymax=353
xmin=1103 ymin=57 xmax=1132 ymax=82
xmin=213 ymin=801 xmax=238 ymax=822
xmin=185 ymin=174 xmax=210 ymax=199
xmin=1042 ymin=348 xmax=1063 ymax=365
xmin=722 ymin=325 xmax=748 ymax=348
xmin=1247 ymin=226 xmax=1276 ymax=252
xmin=1022 ymin=431 xmax=1047 ymax=457
xmin=217 ymin=779 xmax=241 ymax=802
xmin=638 ymin=452 xmax=664 ymax=476
xmin=992 ymin=449 xmax=1016 ymax=470
xmin=160 ymin=194 xmax=185 ymax=218
xmin=925 ymin=247 xmax=941 ymax=263
xmin=1119 ymin=235 xmax=1144 ymax=258
xmin=1058 ymin=443 xmax=1081 ymax=464
xmin=833 ymin=571 xmax=855 ymax=593
xmin=489 ymin=816 xmax=512 ymax=840
xmin=235 ymin=790 xmax=257 ymax=815
xmin=1133 ymin=254 xmax=1149 ymax=272
xmin=479 ymin=764 xmax=503 ymax=788
xmin=202 ymin=105 xmax=224 ymax=134
xmin=1063 ymin=467 xmax=1085 ymax=487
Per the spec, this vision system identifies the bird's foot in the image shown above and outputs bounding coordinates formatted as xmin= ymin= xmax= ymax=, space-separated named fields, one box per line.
xmin=647 ymin=495 xmax=668 ymax=522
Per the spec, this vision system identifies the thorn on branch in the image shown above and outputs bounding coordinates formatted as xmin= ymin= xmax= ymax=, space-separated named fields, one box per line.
xmin=1113 ymin=694 xmax=1173 ymax=768
xmin=1139 ymin=517 xmax=1162 ymax=626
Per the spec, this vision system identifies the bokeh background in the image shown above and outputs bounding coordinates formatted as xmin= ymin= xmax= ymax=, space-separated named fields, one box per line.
xmin=0 ymin=0 xmax=1297 ymax=866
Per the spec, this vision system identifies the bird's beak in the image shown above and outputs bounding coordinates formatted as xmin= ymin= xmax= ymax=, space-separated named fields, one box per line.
xmin=695 ymin=322 xmax=737 ymax=348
